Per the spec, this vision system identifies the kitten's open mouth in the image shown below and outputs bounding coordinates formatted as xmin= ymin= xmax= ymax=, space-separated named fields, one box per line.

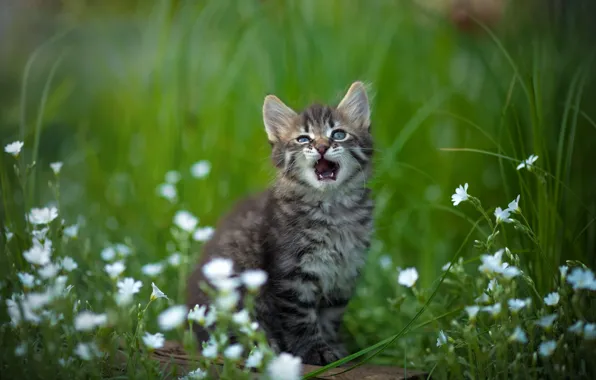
xmin=314 ymin=159 xmax=339 ymax=181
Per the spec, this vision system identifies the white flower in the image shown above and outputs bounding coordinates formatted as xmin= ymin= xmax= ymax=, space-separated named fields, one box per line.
xmin=544 ymin=292 xmax=560 ymax=306
xmin=5 ymin=228 xmax=14 ymax=242
xmin=157 ymin=183 xmax=177 ymax=202
xmin=181 ymin=368 xmax=208 ymax=379
xmin=475 ymin=293 xmax=490 ymax=304
xmin=105 ymin=261 xmax=126 ymax=279
xmin=482 ymin=303 xmax=502 ymax=317
xmin=26 ymin=291 xmax=53 ymax=310
xmin=193 ymin=227 xmax=214 ymax=242
xmin=241 ymin=269 xmax=268 ymax=291
xmin=158 ymin=305 xmax=187 ymax=331
xmin=15 ymin=342 xmax=27 ymax=356
xmin=38 ymin=263 xmax=60 ymax=279
xmin=116 ymin=277 xmax=142 ymax=305
xmin=436 ymin=330 xmax=448 ymax=347
xmin=507 ymin=194 xmax=521 ymax=213
xmin=559 ymin=265 xmax=569 ymax=279
xmin=479 ymin=250 xmax=505 ymax=275
xmin=74 ymin=342 xmax=101 ymax=361
xmin=451 ymin=183 xmax=469 ymax=206
xmin=509 ymin=326 xmax=528 ymax=343
xmin=508 ymin=298 xmax=531 ymax=313
xmin=487 ymin=278 xmax=499 ymax=292
xmin=165 ymin=170 xmax=181 ymax=184
xmin=168 ymin=253 xmax=182 ymax=267
xmin=114 ymin=243 xmax=132 ymax=257
xmin=23 ymin=241 xmax=52 ymax=266
xmin=173 ymin=210 xmax=198 ymax=233
xmin=465 ymin=305 xmax=480 ymax=321
xmin=212 ymin=277 xmax=241 ymax=292
xmin=63 ymin=224 xmax=79 ymax=239
xmin=584 ymin=323 xmax=596 ymax=340
xmin=190 ymin=160 xmax=211 ymax=179
xmin=50 ymin=162 xmax=63 ymax=175
xmin=215 ymin=291 xmax=240 ymax=311
xmin=397 ymin=267 xmax=419 ymax=288
xmin=267 ymin=352 xmax=302 ymax=380
xmin=142 ymin=262 xmax=164 ymax=277
xmin=28 ymin=207 xmax=58 ymax=225
xmin=6 ymin=296 xmax=40 ymax=326
xmin=232 ymin=309 xmax=250 ymax=325
xmin=246 ymin=349 xmax=264 ymax=368
xmin=536 ymin=314 xmax=557 ymax=329
xmin=18 ymin=272 xmax=35 ymax=288
xmin=224 ymin=344 xmax=244 ymax=360
xmin=379 ymin=255 xmax=393 ymax=270
xmin=150 ymin=282 xmax=168 ymax=301
xmin=5 ymin=141 xmax=24 ymax=156
xmin=61 ymin=257 xmax=78 ymax=272
xmin=517 ymin=154 xmax=539 ymax=171
xmin=101 ymin=247 xmax=116 ymax=261
xmin=202 ymin=341 xmax=218 ymax=359
xmin=32 ymin=227 xmax=50 ymax=241
xmin=538 ymin=340 xmax=557 ymax=357
xmin=188 ymin=304 xmax=209 ymax=326
xmin=74 ymin=311 xmax=107 ymax=331
xmin=142 ymin=332 xmax=165 ymax=349
xmin=240 ymin=321 xmax=259 ymax=337
xmin=494 ymin=207 xmax=511 ymax=224
xmin=567 ymin=267 xmax=596 ymax=291
xmin=568 ymin=320 xmax=584 ymax=335
xmin=501 ymin=266 xmax=521 ymax=280
xmin=203 ymin=258 xmax=234 ymax=281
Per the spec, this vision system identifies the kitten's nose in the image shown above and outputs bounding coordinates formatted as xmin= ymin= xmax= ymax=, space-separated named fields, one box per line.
xmin=316 ymin=143 xmax=329 ymax=155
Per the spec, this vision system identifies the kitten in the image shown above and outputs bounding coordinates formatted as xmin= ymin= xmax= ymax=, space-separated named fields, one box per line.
xmin=186 ymin=81 xmax=374 ymax=365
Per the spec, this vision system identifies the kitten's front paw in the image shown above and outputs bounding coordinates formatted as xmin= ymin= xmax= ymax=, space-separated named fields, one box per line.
xmin=303 ymin=345 xmax=342 ymax=366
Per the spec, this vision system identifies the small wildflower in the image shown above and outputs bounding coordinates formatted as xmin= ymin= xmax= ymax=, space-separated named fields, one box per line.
xmin=559 ymin=265 xmax=569 ymax=279
xmin=241 ymin=269 xmax=268 ymax=291
xmin=536 ymin=314 xmax=557 ymax=329
xmin=74 ymin=311 xmax=108 ymax=331
xmin=508 ymin=298 xmax=531 ymax=313
xmin=494 ymin=207 xmax=511 ymax=224
xmin=507 ymin=195 xmax=521 ymax=213
xmin=501 ymin=265 xmax=521 ymax=280
xmin=517 ymin=154 xmax=539 ymax=171
xmin=191 ymin=160 xmax=211 ymax=179
xmin=50 ymin=162 xmax=63 ymax=175
xmin=114 ymin=243 xmax=132 ymax=257
xmin=193 ymin=227 xmax=215 ymax=242
xmin=5 ymin=228 xmax=14 ymax=242
xmin=397 ymin=267 xmax=419 ymax=288
xmin=544 ymin=292 xmax=560 ymax=306
xmin=168 ymin=253 xmax=182 ymax=267
xmin=379 ymin=255 xmax=393 ymax=270
xmin=150 ymin=282 xmax=168 ymax=301
xmin=142 ymin=332 xmax=165 ymax=350
xmin=215 ymin=291 xmax=240 ymax=311
xmin=165 ymin=170 xmax=181 ymax=184
xmin=567 ymin=267 xmax=596 ymax=291
xmin=232 ymin=309 xmax=250 ymax=325
xmin=465 ymin=305 xmax=480 ymax=321
xmin=61 ymin=257 xmax=78 ymax=272
xmin=267 ymin=352 xmax=302 ymax=380
xmin=101 ymin=247 xmax=116 ymax=261
xmin=32 ymin=227 xmax=50 ymax=241
xmin=28 ymin=207 xmax=58 ymax=225
xmin=436 ymin=330 xmax=448 ymax=347
xmin=487 ymin=278 xmax=499 ymax=292
xmin=158 ymin=305 xmax=187 ymax=331
xmin=246 ymin=349 xmax=264 ymax=368
xmin=18 ymin=273 xmax=35 ymax=288
xmin=538 ymin=340 xmax=557 ymax=357
xmin=451 ymin=183 xmax=469 ymax=206
xmin=173 ymin=210 xmax=199 ymax=233
xmin=224 ymin=344 xmax=244 ymax=360
xmin=240 ymin=321 xmax=259 ymax=337
xmin=74 ymin=342 xmax=101 ymax=361
xmin=116 ymin=277 xmax=142 ymax=305
xmin=23 ymin=241 xmax=52 ymax=266
xmin=509 ymin=326 xmax=528 ymax=344
xmin=188 ymin=305 xmax=209 ymax=326
xmin=4 ymin=141 xmax=24 ymax=157
xmin=479 ymin=250 xmax=505 ymax=275
xmin=182 ymin=368 xmax=208 ymax=379
xmin=63 ymin=224 xmax=79 ymax=239
xmin=568 ymin=320 xmax=584 ymax=335
xmin=142 ymin=262 xmax=164 ymax=277
xmin=482 ymin=303 xmax=502 ymax=317
xmin=202 ymin=340 xmax=218 ymax=359
xmin=584 ymin=323 xmax=596 ymax=340
xmin=475 ymin=293 xmax=490 ymax=304
xmin=203 ymin=258 xmax=234 ymax=281
xmin=157 ymin=183 xmax=177 ymax=202
xmin=105 ymin=261 xmax=126 ymax=279
xmin=38 ymin=263 xmax=60 ymax=279
xmin=15 ymin=342 xmax=27 ymax=357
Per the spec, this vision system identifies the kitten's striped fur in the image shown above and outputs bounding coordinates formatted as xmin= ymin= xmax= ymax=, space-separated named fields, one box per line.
xmin=187 ymin=82 xmax=374 ymax=365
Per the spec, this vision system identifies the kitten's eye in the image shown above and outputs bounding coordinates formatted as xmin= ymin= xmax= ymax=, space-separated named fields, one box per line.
xmin=331 ymin=130 xmax=348 ymax=141
xmin=296 ymin=136 xmax=311 ymax=144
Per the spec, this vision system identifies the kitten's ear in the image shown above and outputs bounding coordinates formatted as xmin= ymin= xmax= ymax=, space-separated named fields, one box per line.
xmin=263 ymin=95 xmax=297 ymax=142
xmin=337 ymin=81 xmax=370 ymax=129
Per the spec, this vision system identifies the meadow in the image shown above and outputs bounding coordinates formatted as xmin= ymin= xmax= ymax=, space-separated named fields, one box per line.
xmin=1 ymin=1 xmax=596 ymax=379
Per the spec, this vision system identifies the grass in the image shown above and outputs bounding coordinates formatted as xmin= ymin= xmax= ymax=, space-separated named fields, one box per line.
xmin=1 ymin=0 xmax=596 ymax=379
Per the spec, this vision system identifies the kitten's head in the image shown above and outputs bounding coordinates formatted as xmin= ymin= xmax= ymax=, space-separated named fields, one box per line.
xmin=263 ymin=81 xmax=373 ymax=191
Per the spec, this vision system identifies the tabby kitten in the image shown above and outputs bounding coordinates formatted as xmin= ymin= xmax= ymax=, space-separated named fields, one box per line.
xmin=186 ymin=81 xmax=374 ymax=365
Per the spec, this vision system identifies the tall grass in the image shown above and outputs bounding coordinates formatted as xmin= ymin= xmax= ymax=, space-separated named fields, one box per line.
xmin=1 ymin=0 xmax=596 ymax=379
